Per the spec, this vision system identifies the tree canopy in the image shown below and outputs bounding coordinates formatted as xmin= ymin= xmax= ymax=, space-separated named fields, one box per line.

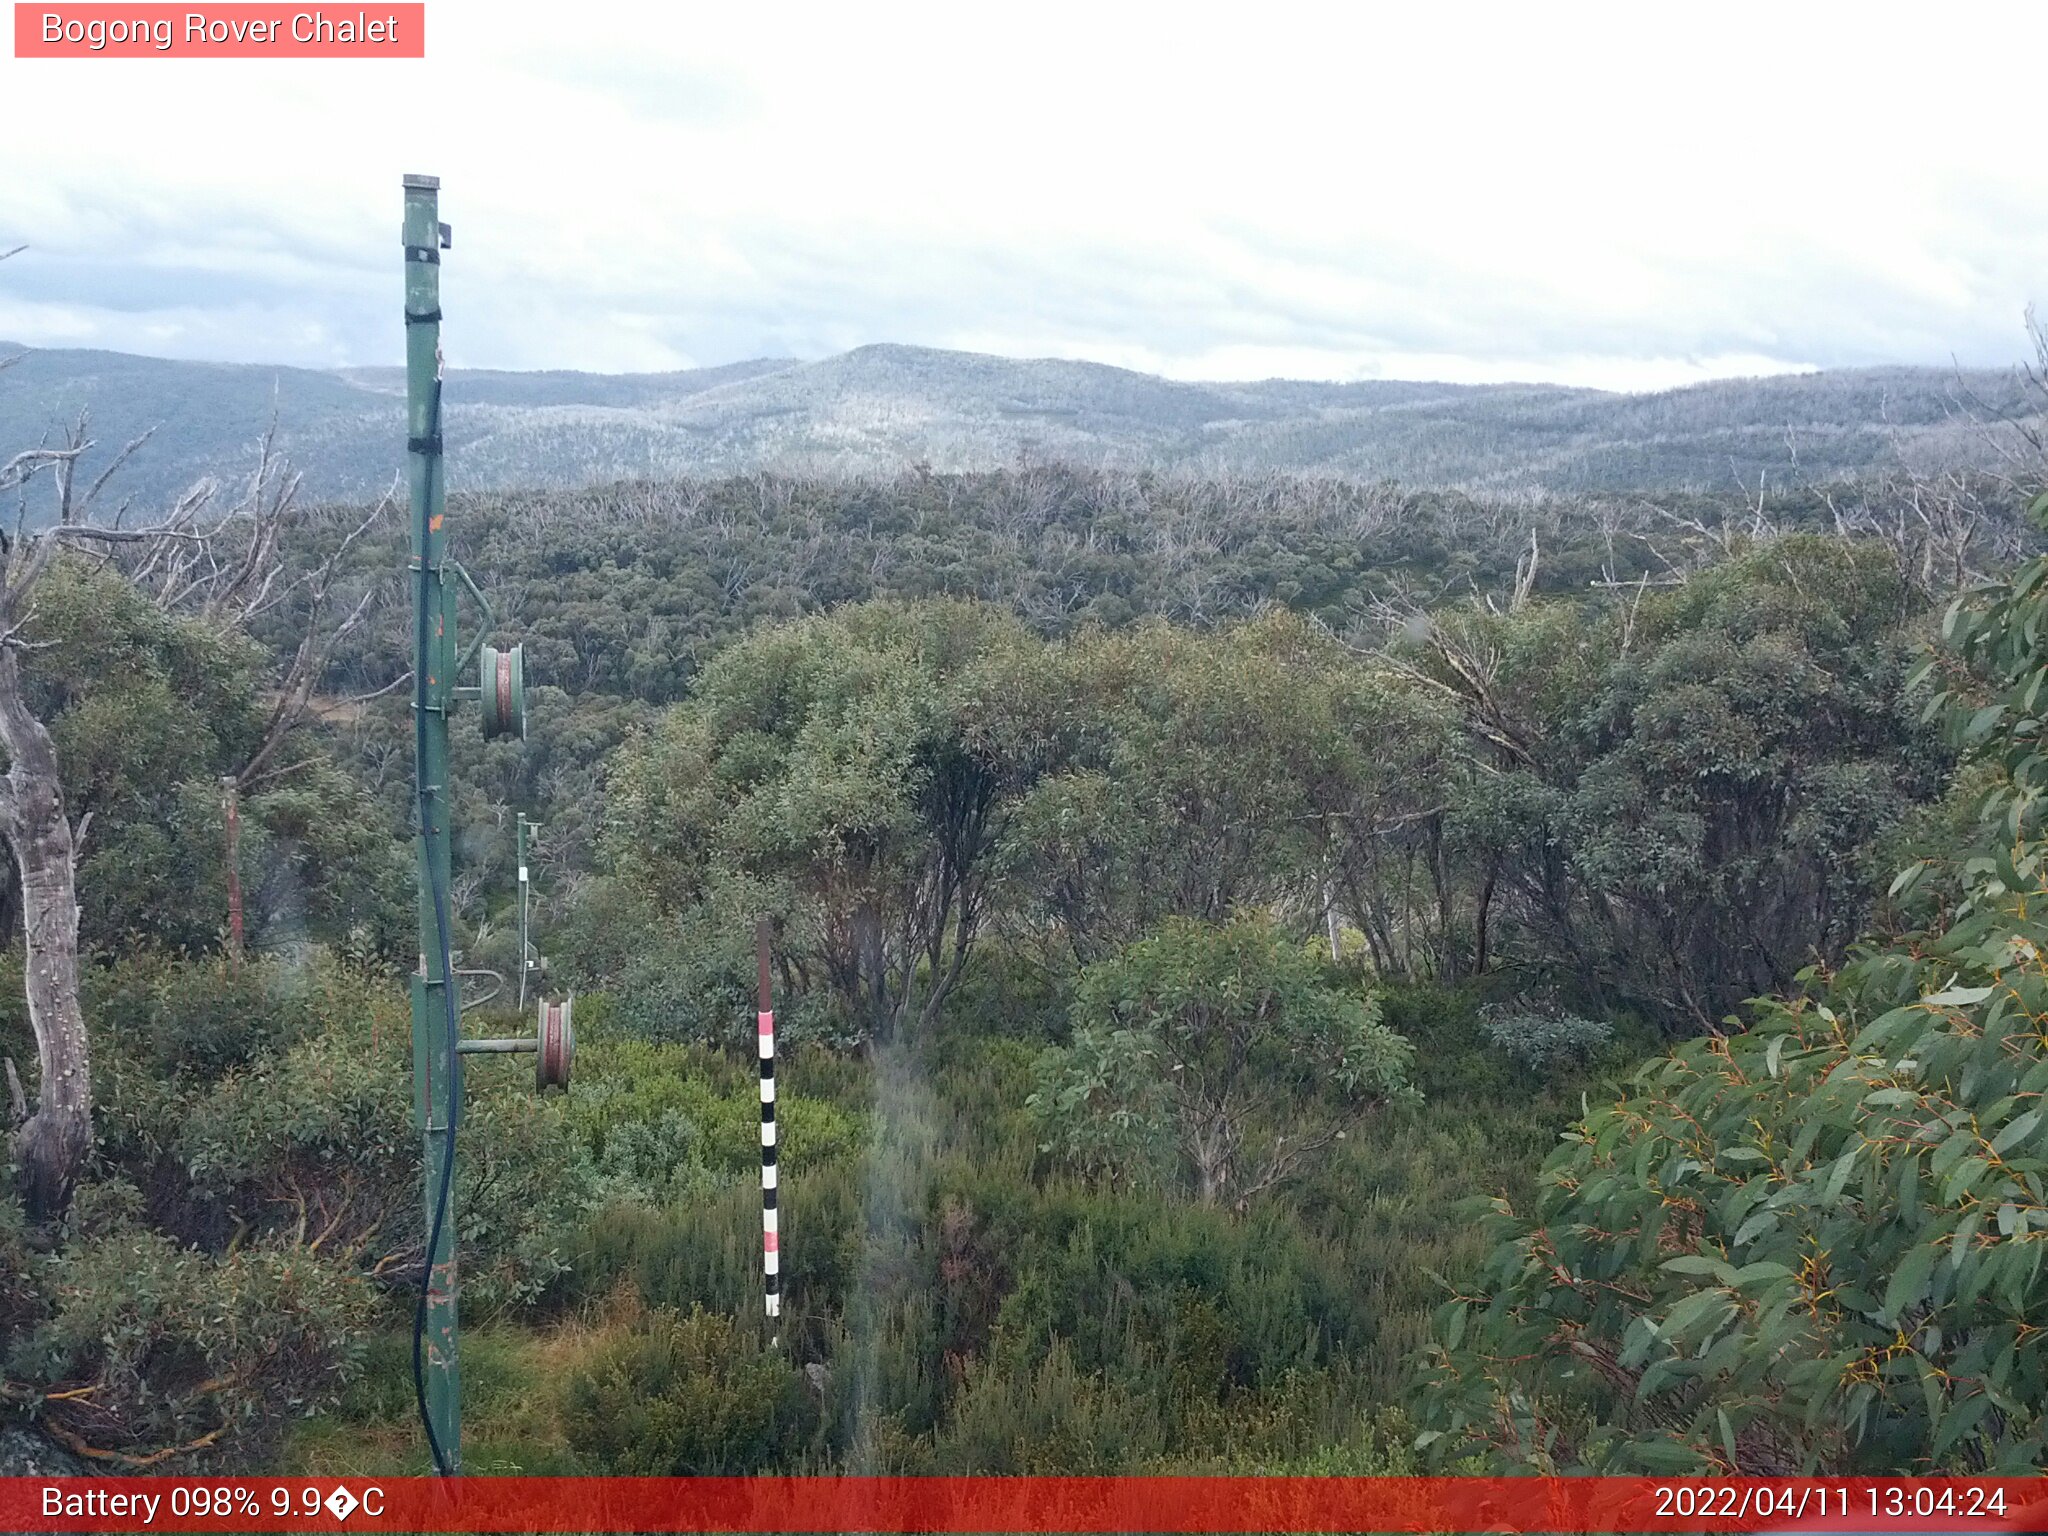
xmin=1031 ymin=916 xmax=1415 ymax=1206
xmin=1412 ymin=502 xmax=2048 ymax=1473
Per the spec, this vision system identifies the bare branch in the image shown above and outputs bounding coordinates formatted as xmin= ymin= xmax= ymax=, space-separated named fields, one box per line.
xmin=336 ymin=668 xmax=414 ymax=708
xmin=49 ymin=522 xmax=211 ymax=547
xmin=0 ymin=446 xmax=86 ymax=495
xmin=81 ymin=427 xmax=159 ymax=514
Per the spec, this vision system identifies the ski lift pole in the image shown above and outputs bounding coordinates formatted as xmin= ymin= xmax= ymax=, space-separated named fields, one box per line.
xmin=400 ymin=173 xmax=556 ymax=1478
xmin=404 ymin=171 xmax=461 ymax=1475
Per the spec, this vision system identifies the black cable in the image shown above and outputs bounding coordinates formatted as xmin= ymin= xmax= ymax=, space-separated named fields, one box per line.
xmin=411 ymin=370 xmax=460 ymax=1479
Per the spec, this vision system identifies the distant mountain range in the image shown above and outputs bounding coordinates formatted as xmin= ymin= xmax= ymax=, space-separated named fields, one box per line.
xmin=0 ymin=340 xmax=2035 ymax=509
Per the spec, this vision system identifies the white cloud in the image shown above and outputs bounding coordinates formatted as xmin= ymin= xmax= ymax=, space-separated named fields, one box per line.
xmin=1 ymin=0 xmax=2042 ymax=387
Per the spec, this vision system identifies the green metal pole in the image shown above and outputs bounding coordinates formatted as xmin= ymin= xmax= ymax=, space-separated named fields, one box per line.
xmin=403 ymin=171 xmax=461 ymax=1473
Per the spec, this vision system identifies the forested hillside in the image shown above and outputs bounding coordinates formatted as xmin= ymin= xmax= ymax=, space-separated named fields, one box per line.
xmin=3 ymin=446 xmax=2047 ymax=1476
xmin=1 ymin=339 xmax=2038 ymax=507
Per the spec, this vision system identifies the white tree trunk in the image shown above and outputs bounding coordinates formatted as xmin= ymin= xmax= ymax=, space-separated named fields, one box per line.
xmin=0 ymin=645 xmax=89 ymax=1217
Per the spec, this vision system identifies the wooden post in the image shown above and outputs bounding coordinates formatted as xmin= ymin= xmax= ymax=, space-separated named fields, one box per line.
xmin=222 ymin=776 xmax=243 ymax=968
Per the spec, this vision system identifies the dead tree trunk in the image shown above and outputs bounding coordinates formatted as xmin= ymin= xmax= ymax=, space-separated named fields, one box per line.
xmin=0 ymin=644 xmax=88 ymax=1216
xmin=222 ymin=776 xmax=244 ymax=966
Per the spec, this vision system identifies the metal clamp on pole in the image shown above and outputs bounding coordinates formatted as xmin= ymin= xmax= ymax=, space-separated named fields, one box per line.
xmin=478 ymin=642 xmax=527 ymax=740
xmin=455 ymin=996 xmax=575 ymax=1093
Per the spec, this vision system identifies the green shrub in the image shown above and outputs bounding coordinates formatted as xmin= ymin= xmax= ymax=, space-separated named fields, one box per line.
xmin=930 ymin=940 xmax=1067 ymax=1044
xmin=574 ymin=1191 xmax=761 ymax=1321
xmin=823 ymin=1285 xmax=950 ymax=1445
xmin=1413 ymin=938 xmax=2048 ymax=1473
xmin=85 ymin=952 xmax=319 ymax=1082
xmin=780 ymin=1042 xmax=876 ymax=1112
xmin=1478 ymin=1005 xmax=1614 ymax=1074
xmin=0 ymin=1189 xmax=43 ymax=1351
xmin=88 ymin=954 xmax=586 ymax=1313
xmin=1414 ymin=523 xmax=2048 ymax=1474
xmin=567 ymin=1033 xmax=867 ymax=1196
xmin=575 ymin=1154 xmax=869 ymax=1343
xmin=9 ymin=1219 xmax=370 ymax=1467
xmin=561 ymin=873 xmax=855 ymax=1048
xmin=1032 ymin=916 xmax=1415 ymax=1204
xmin=932 ymin=1340 xmax=1168 ymax=1472
xmin=560 ymin=1305 xmax=815 ymax=1473
xmin=0 ymin=950 xmax=25 ymax=1087
xmin=978 ymin=1187 xmax=1361 ymax=1395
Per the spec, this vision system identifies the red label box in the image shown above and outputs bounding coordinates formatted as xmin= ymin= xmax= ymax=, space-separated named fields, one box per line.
xmin=13 ymin=3 xmax=425 ymax=56
xmin=6 ymin=1476 xmax=2048 ymax=1534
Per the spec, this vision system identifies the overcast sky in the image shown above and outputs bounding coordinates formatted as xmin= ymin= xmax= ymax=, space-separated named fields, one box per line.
xmin=2 ymin=2 xmax=2042 ymax=391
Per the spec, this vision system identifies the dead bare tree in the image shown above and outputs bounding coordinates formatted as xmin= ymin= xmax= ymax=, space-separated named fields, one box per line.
xmin=1485 ymin=527 xmax=1540 ymax=614
xmin=128 ymin=433 xmax=402 ymax=792
xmin=1349 ymin=598 xmax=1536 ymax=771
xmin=0 ymin=418 xmax=174 ymax=1215
xmin=1813 ymin=342 xmax=2046 ymax=598
xmin=0 ymin=364 xmax=393 ymax=1214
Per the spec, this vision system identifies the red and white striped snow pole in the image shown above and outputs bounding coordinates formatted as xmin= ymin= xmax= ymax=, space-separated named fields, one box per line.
xmin=757 ymin=917 xmax=780 ymax=1342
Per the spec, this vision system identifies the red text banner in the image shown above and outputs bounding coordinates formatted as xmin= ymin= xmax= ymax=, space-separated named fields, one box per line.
xmin=5 ymin=1477 xmax=2048 ymax=1533
xmin=13 ymin=5 xmax=424 ymax=57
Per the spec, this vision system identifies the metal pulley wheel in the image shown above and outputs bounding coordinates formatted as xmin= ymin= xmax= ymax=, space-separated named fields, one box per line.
xmin=536 ymin=995 xmax=574 ymax=1092
xmin=479 ymin=642 xmax=527 ymax=741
